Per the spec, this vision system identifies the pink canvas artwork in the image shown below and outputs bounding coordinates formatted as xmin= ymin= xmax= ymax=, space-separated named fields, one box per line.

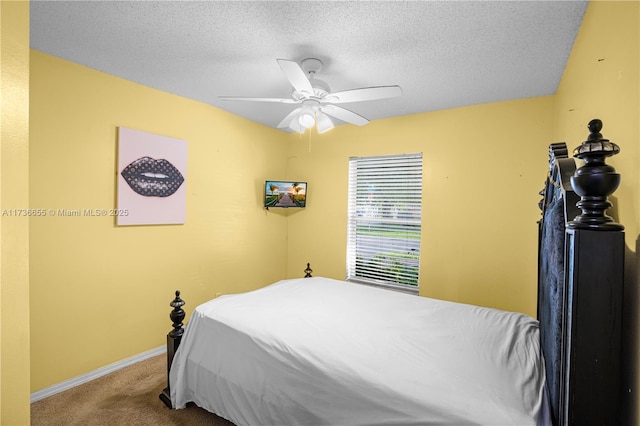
xmin=117 ymin=127 xmax=187 ymax=225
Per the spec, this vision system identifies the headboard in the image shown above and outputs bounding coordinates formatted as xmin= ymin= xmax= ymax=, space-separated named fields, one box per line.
xmin=537 ymin=119 xmax=624 ymax=425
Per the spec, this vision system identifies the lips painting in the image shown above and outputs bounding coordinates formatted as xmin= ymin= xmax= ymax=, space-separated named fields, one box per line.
xmin=121 ymin=156 xmax=184 ymax=197
xmin=117 ymin=127 xmax=187 ymax=226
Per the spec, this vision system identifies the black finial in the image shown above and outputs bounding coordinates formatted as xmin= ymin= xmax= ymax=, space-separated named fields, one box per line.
xmin=573 ymin=119 xmax=619 ymax=160
xmin=568 ymin=119 xmax=623 ymax=231
xmin=304 ymin=263 xmax=313 ymax=278
xmin=168 ymin=290 xmax=186 ymax=338
xmin=587 ymin=118 xmax=603 ymax=139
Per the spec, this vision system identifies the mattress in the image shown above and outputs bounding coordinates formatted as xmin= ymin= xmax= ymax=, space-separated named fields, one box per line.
xmin=170 ymin=277 xmax=550 ymax=425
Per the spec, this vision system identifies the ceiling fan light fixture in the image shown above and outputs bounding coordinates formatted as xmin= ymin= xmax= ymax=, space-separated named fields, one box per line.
xmin=298 ymin=109 xmax=316 ymax=129
xmin=316 ymin=112 xmax=334 ymax=134
xmin=288 ymin=120 xmax=304 ymax=133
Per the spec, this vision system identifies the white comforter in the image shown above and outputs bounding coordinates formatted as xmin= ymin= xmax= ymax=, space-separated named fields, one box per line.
xmin=170 ymin=277 xmax=550 ymax=425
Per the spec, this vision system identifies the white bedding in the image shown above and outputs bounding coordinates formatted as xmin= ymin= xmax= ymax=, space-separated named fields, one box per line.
xmin=170 ymin=277 xmax=550 ymax=425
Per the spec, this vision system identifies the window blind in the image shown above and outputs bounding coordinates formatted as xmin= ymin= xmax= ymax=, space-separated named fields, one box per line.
xmin=346 ymin=153 xmax=422 ymax=289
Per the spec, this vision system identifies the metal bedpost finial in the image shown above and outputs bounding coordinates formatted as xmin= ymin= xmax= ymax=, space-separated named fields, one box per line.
xmin=568 ymin=119 xmax=624 ymax=231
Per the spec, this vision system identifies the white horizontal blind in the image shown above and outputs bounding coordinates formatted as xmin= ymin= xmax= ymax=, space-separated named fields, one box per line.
xmin=346 ymin=153 xmax=422 ymax=289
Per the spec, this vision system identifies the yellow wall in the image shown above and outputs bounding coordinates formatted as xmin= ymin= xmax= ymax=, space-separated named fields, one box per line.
xmin=29 ymin=51 xmax=290 ymax=391
xmin=0 ymin=1 xmax=31 ymax=424
xmin=286 ymin=96 xmax=555 ymax=317
xmin=24 ymin=2 xmax=640 ymax=424
xmin=553 ymin=1 xmax=639 ymax=423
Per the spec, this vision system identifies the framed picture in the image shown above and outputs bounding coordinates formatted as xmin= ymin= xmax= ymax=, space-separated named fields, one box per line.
xmin=117 ymin=127 xmax=187 ymax=225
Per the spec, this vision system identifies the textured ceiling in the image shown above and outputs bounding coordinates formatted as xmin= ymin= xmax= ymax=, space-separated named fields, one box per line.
xmin=30 ymin=1 xmax=588 ymax=131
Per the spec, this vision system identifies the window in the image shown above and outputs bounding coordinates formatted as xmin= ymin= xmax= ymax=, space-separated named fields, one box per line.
xmin=346 ymin=153 xmax=422 ymax=291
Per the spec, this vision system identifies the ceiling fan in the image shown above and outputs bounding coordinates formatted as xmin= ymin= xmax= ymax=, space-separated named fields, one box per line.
xmin=219 ymin=58 xmax=402 ymax=133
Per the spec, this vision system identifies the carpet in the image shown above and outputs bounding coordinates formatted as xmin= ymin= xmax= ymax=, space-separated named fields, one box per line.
xmin=31 ymin=354 xmax=235 ymax=426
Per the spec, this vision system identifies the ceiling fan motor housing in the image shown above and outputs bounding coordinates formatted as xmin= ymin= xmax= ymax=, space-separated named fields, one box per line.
xmin=293 ymin=81 xmax=329 ymax=100
xmin=291 ymin=58 xmax=330 ymax=100
xmin=301 ymin=58 xmax=323 ymax=75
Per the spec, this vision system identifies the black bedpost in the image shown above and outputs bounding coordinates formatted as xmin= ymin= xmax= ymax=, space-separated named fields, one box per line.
xmin=304 ymin=263 xmax=313 ymax=278
xmin=159 ymin=290 xmax=186 ymax=409
xmin=562 ymin=119 xmax=624 ymax=425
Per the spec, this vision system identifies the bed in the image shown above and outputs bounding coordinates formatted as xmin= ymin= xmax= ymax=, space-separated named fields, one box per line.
xmin=159 ymin=119 xmax=624 ymax=425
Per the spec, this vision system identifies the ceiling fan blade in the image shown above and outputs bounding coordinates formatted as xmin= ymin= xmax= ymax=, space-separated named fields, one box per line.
xmin=316 ymin=112 xmax=334 ymax=133
xmin=320 ymin=105 xmax=369 ymax=126
xmin=277 ymin=59 xmax=314 ymax=96
xmin=324 ymin=86 xmax=402 ymax=103
xmin=277 ymin=107 xmax=303 ymax=129
xmin=219 ymin=96 xmax=299 ymax=104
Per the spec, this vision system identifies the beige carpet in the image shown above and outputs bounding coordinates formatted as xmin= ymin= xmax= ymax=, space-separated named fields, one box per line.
xmin=31 ymin=354 xmax=235 ymax=426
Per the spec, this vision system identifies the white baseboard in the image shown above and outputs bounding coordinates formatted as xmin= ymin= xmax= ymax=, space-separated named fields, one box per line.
xmin=30 ymin=345 xmax=166 ymax=403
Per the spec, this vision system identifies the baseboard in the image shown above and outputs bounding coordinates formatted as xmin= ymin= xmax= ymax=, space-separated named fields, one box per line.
xmin=30 ymin=345 xmax=166 ymax=403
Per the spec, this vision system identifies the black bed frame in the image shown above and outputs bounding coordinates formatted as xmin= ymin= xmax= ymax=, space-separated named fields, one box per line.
xmin=160 ymin=120 xmax=624 ymax=426
xmin=158 ymin=262 xmax=315 ymax=408
xmin=538 ymin=119 xmax=623 ymax=425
